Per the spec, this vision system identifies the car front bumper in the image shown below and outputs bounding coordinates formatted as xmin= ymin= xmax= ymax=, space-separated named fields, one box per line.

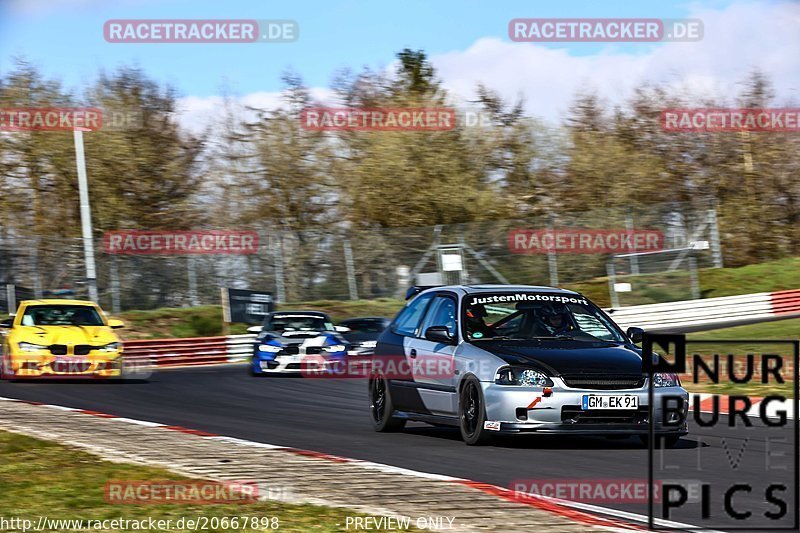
xmin=481 ymin=380 xmax=689 ymax=435
xmin=251 ymin=354 xmax=350 ymax=374
xmin=4 ymin=355 xmax=124 ymax=378
xmin=252 ymin=354 xmax=307 ymax=373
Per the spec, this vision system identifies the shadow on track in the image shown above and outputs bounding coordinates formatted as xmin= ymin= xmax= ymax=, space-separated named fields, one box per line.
xmin=1 ymin=378 xmax=151 ymax=385
xmin=402 ymin=424 xmax=707 ymax=450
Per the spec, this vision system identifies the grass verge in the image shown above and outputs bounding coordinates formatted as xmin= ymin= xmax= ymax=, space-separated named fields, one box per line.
xmin=566 ymin=256 xmax=800 ymax=307
xmin=0 ymin=430 xmax=410 ymax=532
xmin=116 ymin=299 xmax=405 ymax=339
xmin=683 ymin=318 xmax=798 ymax=396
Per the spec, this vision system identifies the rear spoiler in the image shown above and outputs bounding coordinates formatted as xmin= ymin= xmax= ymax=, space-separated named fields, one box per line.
xmin=404 ymin=286 xmax=440 ymax=300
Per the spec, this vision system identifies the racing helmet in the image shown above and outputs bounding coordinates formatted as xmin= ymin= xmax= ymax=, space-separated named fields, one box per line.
xmin=466 ymin=303 xmax=488 ymax=321
xmin=538 ymin=303 xmax=570 ymax=324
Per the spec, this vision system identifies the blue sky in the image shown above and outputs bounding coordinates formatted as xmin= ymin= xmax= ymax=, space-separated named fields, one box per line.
xmin=2 ymin=0 xmax=797 ymax=128
xmin=1 ymin=0 xmax=726 ymax=95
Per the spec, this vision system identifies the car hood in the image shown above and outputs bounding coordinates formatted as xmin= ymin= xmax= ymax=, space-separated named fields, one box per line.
xmin=266 ymin=330 xmax=340 ymax=345
xmin=474 ymin=339 xmax=643 ymax=376
xmin=12 ymin=325 xmax=119 ymax=346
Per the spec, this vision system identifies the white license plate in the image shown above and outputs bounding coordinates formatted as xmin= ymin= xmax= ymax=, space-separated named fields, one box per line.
xmin=581 ymin=394 xmax=638 ymax=410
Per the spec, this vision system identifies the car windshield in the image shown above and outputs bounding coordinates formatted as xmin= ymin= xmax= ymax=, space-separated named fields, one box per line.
xmin=463 ymin=293 xmax=625 ymax=343
xmin=21 ymin=305 xmax=104 ymax=327
xmin=342 ymin=320 xmax=387 ymax=333
xmin=270 ymin=315 xmax=334 ymax=333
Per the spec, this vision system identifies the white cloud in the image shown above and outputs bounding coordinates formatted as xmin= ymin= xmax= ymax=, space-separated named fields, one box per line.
xmin=175 ymin=1 xmax=799 ymax=131
xmin=176 ymin=88 xmax=335 ymax=135
xmin=431 ymin=1 xmax=800 ymax=122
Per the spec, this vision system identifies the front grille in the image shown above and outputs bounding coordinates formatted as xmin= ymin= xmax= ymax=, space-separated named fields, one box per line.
xmin=51 ymin=361 xmax=92 ymax=374
xmin=49 ymin=345 xmax=67 ymax=356
xmin=305 ymin=346 xmax=324 ymax=355
xmin=561 ymin=375 xmax=645 ymax=390
xmin=561 ymin=405 xmax=649 ymax=425
xmin=74 ymin=345 xmax=92 ymax=356
xmin=279 ymin=346 xmax=300 ymax=355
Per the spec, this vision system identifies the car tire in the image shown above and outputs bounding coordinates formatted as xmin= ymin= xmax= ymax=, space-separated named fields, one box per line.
xmin=459 ymin=376 xmax=493 ymax=446
xmin=639 ymin=434 xmax=680 ymax=448
xmin=369 ymin=374 xmax=406 ymax=432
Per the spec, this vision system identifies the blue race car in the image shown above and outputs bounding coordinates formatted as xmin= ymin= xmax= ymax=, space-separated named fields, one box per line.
xmin=249 ymin=311 xmax=351 ymax=375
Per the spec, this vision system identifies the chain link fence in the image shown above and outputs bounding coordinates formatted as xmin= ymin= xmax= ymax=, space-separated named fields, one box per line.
xmin=0 ymin=203 xmax=723 ymax=312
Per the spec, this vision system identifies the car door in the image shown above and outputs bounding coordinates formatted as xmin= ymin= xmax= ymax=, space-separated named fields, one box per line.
xmin=408 ymin=293 xmax=459 ymax=416
xmin=376 ymin=292 xmax=435 ymax=413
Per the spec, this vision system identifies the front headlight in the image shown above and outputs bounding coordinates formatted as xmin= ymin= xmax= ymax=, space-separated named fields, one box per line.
xmin=258 ymin=344 xmax=282 ymax=353
xmin=323 ymin=344 xmax=347 ymax=354
xmin=359 ymin=340 xmax=377 ymax=349
xmin=495 ymin=366 xmax=554 ymax=387
xmin=653 ymin=373 xmax=681 ymax=388
xmin=98 ymin=342 xmax=121 ymax=353
xmin=18 ymin=342 xmax=47 ymax=352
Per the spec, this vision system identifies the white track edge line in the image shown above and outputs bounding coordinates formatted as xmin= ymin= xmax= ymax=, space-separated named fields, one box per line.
xmin=0 ymin=395 xmax=729 ymax=531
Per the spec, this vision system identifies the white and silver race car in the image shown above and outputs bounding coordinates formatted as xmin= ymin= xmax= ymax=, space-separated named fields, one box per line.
xmin=249 ymin=311 xmax=351 ymax=375
xmin=368 ymin=285 xmax=689 ymax=446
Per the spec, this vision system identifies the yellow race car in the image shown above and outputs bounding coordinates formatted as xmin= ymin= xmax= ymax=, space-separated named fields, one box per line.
xmin=0 ymin=299 xmax=125 ymax=380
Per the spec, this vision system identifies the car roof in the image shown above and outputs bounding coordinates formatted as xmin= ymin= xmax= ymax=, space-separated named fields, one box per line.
xmin=421 ymin=284 xmax=582 ymax=296
xmin=340 ymin=316 xmax=389 ymax=322
xmin=19 ymin=299 xmax=98 ymax=306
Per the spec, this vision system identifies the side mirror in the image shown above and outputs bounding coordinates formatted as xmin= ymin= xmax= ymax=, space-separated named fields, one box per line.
xmin=107 ymin=319 xmax=125 ymax=329
xmin=0 ymin=317 xmax=13 ymax=328
xmin=626 ymin=327 xmax=644 ymax=344
xmin=247 ymin=325 xmax=263 ymax=334
xmin=425 ymin=326 xmax=454 ymax=344
xmin=334 ymin=325 xmax=351 ymax=333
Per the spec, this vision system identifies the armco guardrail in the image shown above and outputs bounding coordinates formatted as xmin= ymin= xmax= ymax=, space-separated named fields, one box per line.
xmin=226 ymin=334 xmax=257 ymax=362
xmin=121 ymin=289 xmax=800 ymax=367
xmin=606 ymin=288 xmax=800 ymax=333
xmin=123 ymin=335 xmax=253 ymax=368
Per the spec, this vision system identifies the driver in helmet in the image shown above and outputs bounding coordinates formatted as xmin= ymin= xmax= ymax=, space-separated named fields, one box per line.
xmin=538 ymin=303 xmax=574 ymax=336
xmin=465 ymin=303 xmax=494 ymax=338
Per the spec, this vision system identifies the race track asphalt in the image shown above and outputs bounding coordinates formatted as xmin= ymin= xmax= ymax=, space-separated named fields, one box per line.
xmin=1 ymin=365 xmax=796 ymax=531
